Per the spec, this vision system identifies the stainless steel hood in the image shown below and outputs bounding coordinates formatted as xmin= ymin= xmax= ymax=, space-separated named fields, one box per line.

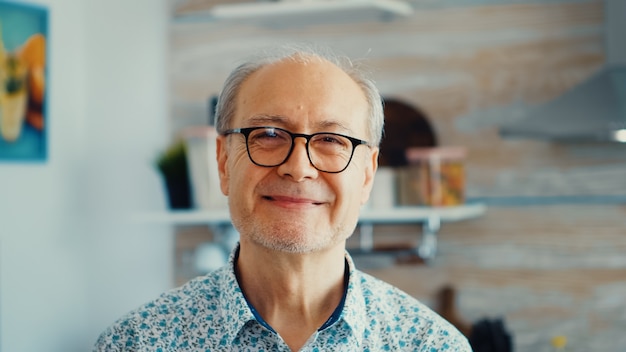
xmin=499 ymin=0 xmax=626 ymax=143
xmin=499 ymin=65 xmax=626 ymax=143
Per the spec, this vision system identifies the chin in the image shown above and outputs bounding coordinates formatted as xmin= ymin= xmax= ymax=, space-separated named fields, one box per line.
xmin=253 ymin=225 xmax=338 ymax=254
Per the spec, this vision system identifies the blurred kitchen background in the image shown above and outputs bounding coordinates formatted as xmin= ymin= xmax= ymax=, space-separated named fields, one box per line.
xmin=1 ymin=0 xmax=625 ymax=351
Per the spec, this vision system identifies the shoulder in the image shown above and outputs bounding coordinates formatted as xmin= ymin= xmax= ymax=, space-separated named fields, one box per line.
xmin=93 ymin=267 xmax=228 ymax=351
xmin=351 ymin=270 xmax=471 ymax=351
xmin=353 ymin=270 xmax=429 ymax=317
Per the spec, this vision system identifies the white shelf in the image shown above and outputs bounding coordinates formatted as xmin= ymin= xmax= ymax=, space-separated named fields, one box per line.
xmin=134 ymin=203 xmax=486 ymax=226
xmin=137 ymin=203 xmax=486 ymax=264
xmin=134 ymin=208 xmax=231 ymax=225
xmin=359 ymin=203 xmax=486 ymax=224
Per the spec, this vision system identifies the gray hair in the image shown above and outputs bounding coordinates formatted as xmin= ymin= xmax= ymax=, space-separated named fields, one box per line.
xmin=214 ymin=44 xmax=384 ymax=146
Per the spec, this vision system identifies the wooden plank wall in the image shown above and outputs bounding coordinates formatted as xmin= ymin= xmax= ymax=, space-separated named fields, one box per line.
xmin=363 ymin=205 xmax=626 ymax=352
xmin=169 ymin=1 xmax=626 ymax=351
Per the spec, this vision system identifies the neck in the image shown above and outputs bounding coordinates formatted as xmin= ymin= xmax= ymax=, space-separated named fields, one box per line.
xmin=236 ymin=240 xmax=347 ymax=351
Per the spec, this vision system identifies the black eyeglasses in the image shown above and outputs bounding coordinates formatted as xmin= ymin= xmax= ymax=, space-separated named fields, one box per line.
xmin=222 ymin=126 xmax=370 ymax=173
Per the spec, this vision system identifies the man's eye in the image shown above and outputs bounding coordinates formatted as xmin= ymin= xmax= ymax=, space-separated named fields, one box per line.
xmin=258 ymin=131 xmax=278 ymax=139
xmin=322 ymin=136 xmax=341 ymax=144
xmin=317 ymin=135 xmax=348 ymax=147
xmin=251 ymin=129 xmax=289 ymax=144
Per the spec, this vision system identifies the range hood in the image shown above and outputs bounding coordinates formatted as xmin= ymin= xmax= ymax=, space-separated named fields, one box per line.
xmin=499 ymin=65 xmax=626 ymax=143
xmin=499 ymin=0 xmax=626 ymax=143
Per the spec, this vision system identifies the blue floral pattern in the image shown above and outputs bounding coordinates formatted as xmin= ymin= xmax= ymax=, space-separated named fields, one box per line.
xmin=94 ymin=247 xmax=471 ymax=351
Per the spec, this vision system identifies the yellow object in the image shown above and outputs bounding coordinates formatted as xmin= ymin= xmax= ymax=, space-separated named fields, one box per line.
xmin=0 ymin=54 xmax=29 ymax=142
xmin=0 ymin=90 xmax=28 ymax=141
xmin=397 ymin=147 xmax=467 ymax=206
xmin=18 ymin=34 xmax=47 ymax=105
xmin=28 ymin=64 xmax=45 ymax=104
xmin=17 ymin=33 xmax=46 ymax=68
xmin=551 ymin=335 xmax=567 ymax=350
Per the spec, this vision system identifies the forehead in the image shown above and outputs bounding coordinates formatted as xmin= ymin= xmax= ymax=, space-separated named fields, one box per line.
xmin=234 ymin=57 xmax=370 ymax=134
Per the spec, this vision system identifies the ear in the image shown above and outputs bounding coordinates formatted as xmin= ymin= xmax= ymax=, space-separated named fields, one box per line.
xmin=360 ymin=147 xmax=379 ymax=205
xmin=216 ymin=135 xmax=229 ymax=196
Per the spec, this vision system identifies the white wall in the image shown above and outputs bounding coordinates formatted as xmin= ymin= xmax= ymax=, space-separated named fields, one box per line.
xmin=0 ymin=0 xmax=173 ymax=351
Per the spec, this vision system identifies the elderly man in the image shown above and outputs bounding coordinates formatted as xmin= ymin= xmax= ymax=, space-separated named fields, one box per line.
xmin=94 ymin=45 xmax=471 ymax=351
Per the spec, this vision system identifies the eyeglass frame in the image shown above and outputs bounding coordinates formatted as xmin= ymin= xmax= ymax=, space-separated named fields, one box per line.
xmin=221 ymin=126 xmax=371 ymax=173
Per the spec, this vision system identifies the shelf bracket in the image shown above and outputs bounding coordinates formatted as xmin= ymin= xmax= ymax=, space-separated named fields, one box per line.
xmin=207 ymin=223 xmax=240 ymax=254
xmin=356 ymin=214 xmax=442 ymax=263
xmin=417 ymin=215 xmax=441 ymax=262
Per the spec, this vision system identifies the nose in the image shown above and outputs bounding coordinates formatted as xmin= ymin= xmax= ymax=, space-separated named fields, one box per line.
xmin=276 ymin=137 xmax=318 ymax=181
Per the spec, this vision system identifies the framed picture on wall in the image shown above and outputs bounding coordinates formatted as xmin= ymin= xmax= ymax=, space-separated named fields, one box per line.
xmin=0 ymin=1 xmax=48 ymax=162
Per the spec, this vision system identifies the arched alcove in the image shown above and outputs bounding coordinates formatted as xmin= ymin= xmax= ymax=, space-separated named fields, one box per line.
xmin=379 ymin=98 xmax=437 ymax=167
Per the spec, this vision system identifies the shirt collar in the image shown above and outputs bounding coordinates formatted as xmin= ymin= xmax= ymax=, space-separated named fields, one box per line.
xmin=216 ymin=245 xmax=368 ymax=345
xmin=215 ymin=244 xmax=258 ymax=344
xmin=340 ymin=251 xmax=367 ymax=339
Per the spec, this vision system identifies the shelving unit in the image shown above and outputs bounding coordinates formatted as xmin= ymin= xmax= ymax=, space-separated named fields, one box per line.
xmin=135 ymin=202 xmax=486 ymax=262
xmin=357 ymin=203 xmax=486 ymax=261
xmin=135 ymin=203 xmax=485 ymax=225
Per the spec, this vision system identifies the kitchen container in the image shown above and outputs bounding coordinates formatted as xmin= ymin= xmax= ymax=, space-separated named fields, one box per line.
xmin=397 ymin=146 xmax=466 ymax=206
xmin=368 ymin=166 xmax=396 ymax=209
xmin=181 ymin=126 xmax=228 ymax=210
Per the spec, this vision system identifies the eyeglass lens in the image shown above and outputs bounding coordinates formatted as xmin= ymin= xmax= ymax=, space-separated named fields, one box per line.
xmin=246 ymin=127 xmax=354 ymax=172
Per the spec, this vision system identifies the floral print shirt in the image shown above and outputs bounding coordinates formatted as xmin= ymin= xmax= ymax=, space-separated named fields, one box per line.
xmin=94 ymin=247 xmax=471 ymax=351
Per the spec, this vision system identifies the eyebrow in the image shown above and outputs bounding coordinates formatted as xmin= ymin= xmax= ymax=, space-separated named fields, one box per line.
xmin=246 ymin=114 xmax=356 ymax=135
xmin=247 ymin=114 xmax=287 ymax=125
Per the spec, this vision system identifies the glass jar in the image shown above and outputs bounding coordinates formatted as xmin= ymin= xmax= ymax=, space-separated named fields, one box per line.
xmin=397 ymin=146 xmax=466 ymax=206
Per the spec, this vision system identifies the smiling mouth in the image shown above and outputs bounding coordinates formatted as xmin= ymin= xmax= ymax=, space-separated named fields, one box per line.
xmin=262 ymin=195 xmax=324 ymax=206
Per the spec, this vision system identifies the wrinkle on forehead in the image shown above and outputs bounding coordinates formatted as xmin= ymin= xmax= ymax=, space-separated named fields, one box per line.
xmin=245 ymin=114 xmax=356 ymax=135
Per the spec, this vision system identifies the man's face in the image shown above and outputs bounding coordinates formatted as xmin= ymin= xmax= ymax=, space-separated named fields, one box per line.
xmin=217 ymin=57 xmax=379 ymax=254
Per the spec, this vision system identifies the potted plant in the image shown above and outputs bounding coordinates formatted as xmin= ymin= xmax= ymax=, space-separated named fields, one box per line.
xmin=155 ymin=140 xmax=192 ymax=209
